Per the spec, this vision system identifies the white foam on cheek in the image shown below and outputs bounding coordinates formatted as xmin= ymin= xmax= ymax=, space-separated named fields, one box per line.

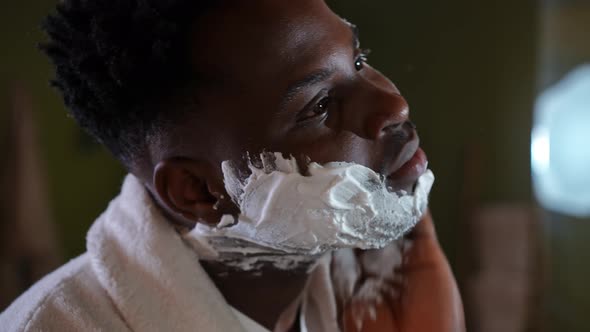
xmin=183 ymin=152 xmax=434 ymax=263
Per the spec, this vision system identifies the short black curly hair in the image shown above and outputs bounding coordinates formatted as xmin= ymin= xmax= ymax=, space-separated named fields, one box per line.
xmin=41 ymin=0 xmax=215 ymax=166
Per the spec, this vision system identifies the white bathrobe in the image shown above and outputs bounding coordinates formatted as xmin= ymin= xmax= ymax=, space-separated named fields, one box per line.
xmin=0 ymin=175 xmax=403 ymax=332
xmin=0 ymin=175 xmax=286 ymax=331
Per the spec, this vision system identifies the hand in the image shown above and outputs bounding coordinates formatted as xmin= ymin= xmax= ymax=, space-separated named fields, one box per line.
xmin=342 ymin=212 xmax=465 ymax=332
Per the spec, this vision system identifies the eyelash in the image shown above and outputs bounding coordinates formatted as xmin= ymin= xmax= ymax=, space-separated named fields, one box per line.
xmin=298 ymin=91 xmax=333 ymax=123
xmin=354 ymin=48 xmax=371 ymax=71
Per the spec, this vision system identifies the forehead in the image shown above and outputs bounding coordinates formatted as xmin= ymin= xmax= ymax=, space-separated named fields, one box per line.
xmin=189 ymin=0 xmax=351 ymax=90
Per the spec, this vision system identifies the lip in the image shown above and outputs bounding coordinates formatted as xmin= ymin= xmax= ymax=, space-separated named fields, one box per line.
xmin=386 ymin=135 xmax=428 ymax=189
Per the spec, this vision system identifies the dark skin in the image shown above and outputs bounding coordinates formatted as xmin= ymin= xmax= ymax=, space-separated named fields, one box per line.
xmin=137 ymin=0 xmax=464 ymax=330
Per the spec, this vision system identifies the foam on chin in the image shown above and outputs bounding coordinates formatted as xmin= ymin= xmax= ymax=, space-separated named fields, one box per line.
xmin=182 ymin=152 xmax=434 ymax=270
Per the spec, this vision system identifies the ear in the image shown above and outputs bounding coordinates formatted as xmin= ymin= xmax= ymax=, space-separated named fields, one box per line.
xmin=153 ymin=157 xmax=232 ymax=227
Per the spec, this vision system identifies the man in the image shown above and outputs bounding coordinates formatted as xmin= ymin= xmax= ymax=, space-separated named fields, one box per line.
xmin=0 ymin=0 xmax=464 ymax=331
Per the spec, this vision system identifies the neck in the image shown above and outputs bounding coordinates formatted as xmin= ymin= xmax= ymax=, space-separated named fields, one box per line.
xmin=201 ymin=260 xmax=313 ymax=330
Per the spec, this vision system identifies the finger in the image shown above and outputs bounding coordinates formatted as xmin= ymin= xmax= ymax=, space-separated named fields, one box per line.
xmin=397 ymin=211 xmax=466 ymax=332
xmin=406 ymin=210 xmax=436 ymax=242
xmin=403 ymin=210 xmax=444 ymax=268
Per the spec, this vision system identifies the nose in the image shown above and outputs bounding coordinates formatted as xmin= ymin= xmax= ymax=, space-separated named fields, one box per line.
xmin=338 ymin=69 xmax=410 ymax=140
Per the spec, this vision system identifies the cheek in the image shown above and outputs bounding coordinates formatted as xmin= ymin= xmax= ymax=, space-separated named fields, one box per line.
xmin=207 ymin=109 xmax=286 ymax=157
xmin=281 ymin=131 xmax=376 ymax=167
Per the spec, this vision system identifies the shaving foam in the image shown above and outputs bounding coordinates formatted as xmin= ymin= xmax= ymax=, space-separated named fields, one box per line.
xmin=182 ymin=152 xmax=434 ymax=270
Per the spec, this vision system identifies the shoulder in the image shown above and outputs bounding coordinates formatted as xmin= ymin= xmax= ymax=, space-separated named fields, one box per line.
xmin=0 ymin=254 xmax=130 ymax=332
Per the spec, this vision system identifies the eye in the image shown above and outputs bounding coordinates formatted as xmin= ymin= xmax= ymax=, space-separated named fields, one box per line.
xmin=298 ymin=95 xmax=333 ymax=122
xmin=354 ymin=49 xmax=371 ymax=71
xmin=314 ymin=96 xmax=332 ymax=115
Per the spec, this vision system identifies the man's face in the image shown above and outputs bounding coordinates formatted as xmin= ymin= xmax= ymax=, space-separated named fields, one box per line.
xmin=170 ymin=0 xmax=426 ymax=196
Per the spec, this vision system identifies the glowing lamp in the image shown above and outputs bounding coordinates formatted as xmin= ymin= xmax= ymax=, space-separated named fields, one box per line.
xmin=532 ymin=64 xmax=590 ymax=217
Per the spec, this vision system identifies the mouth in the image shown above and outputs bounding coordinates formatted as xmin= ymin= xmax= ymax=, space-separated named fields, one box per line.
xmin=385 ymin=131 xmax=428 ymax=193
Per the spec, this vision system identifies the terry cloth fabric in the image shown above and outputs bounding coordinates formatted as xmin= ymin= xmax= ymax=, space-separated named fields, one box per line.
xmin=0 ymin=175 xmax=269 ymax=332
xmin=1 ymin=174 xmax=404 ymax=331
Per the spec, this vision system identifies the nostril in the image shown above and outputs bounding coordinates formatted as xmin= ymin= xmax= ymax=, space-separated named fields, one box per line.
xmin=368 ymin=107 xmax=408 ymax=140
xmin=381 ymin=122 xmax=404 ymax=136
xmin=385 ymin=123 xmax=410 ymax=142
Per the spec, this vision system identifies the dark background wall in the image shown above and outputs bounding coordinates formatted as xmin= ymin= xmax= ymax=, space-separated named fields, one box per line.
xmin=0 ymin=1 xmax=127 ymax=259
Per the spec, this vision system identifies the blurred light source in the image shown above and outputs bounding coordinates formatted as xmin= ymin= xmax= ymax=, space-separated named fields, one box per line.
xmin=532 ymin=64 xmax=590 ymax=217
xmin=531 ymin=127 xmax=550 ymax=174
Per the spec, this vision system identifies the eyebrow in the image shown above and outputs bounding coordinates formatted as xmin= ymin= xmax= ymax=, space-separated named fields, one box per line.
xmin=349 ymin=22 xmax=360 ymax=50
xmin=279 ymin=22 xmax=359 ymax=110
